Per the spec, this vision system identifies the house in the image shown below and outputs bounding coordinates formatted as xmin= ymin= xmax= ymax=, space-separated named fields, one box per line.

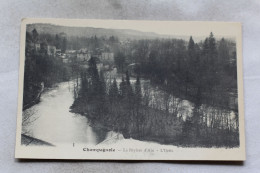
xmin=47 ymin=46 xmax=56 ymax=56
xmin=40 ymin=40 xmax=56 ymax=56
xmin=76 ymin=48 xmax=92 ymax=62
xmin=62 ymin=58 xmax=69 ymax=63
xmin=27 ymin=42 xmax=41 ymax=52
xmin=34 ymin=43 xmax=41 ymax=51
xmin=77 ymin=52 xmax=91 ymax=62
xmin=78 ymin=55 xmax=101 ymax=70
xmin=100 ymin=52 xmax=114 ymax=63
xmin=57 ymin=53 xmax=70 ymax=63
xmin=78 ymin=48 xmax=88 ymax=53
xmin=66 ymin=50 xmax=77 ymax=54
xmin=56 ymin=49 xmax=62 ymax=56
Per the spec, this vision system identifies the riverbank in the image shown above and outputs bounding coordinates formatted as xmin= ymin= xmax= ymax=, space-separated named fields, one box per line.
xmin=71 ymin=91 xmax=239 ymax=148
xmin=21 ymin=134 xmax=54 ymax=146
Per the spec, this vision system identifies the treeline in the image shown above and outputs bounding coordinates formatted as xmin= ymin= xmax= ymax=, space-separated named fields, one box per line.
xmin=67 ymin=35 xmax=119 ymax=53
xmin=114 ymin=33 xmax=237 ymax=112
xmin=23 ymin=29 xmax=71 ymax=109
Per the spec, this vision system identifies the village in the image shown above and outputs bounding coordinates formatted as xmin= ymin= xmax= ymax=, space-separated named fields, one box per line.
xmin=28 ymin=42 xmax=115 ymax=71
xmin=26 ymin=28 xmax=120 ymax=76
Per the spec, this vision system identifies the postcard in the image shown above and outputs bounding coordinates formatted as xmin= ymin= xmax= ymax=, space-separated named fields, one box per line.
xmin=15 ymin=18 xmax=245 ymax=160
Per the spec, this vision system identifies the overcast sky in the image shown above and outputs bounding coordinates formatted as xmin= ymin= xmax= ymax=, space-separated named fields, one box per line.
xmin=24 ymin=18 xmax=240 ymax=38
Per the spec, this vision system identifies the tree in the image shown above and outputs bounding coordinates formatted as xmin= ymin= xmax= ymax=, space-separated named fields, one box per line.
xmin=218 ymin=38 xmax=229 ymax=65
xmin=88 ymin=57 xmax=100 ymax=100
xmin=32 ymin=28 xmax=39 ymax=43
xmin=187 ymin=37 xmax=201 ymax=92
xmin=109 ymin=78 xmax=119 ymax=102
xmin=135 ymin=75 xmax=142 ymax=106
xmin=55 ymin=34 xmax=61 ymax=49
xmin=206 ymin=32 xmax=218 ymax=69
xmin=134 ymin=75 xmax=142 ymax=134
xmin=183 ymin=36 xmax=196 ymax=95
xmin=114 ymin=51 xmax=126 ymax=72
xmin=125 ymin=71 xmax=134 ymax=101
xmin=80 ymin=71 xmax=88 ymax=99
xmin=202 ymin=38 xmax=209 ymax=58
xmin=208 ymin=32 xmax=217 ymax=57
xmin=208 ymin=32 xmax=219 ymax=90
xmin=119 ymin=76 xmax=127 ymax=98
xmin=61 ymin=37 xmax=67 ymax=53
xmin=109 ymin=36 xmax=118 ymax=43
xmin=99 ymin=70 xmax=106 ymax=97
xmin=134 ymin=40 xmax=149 ymax=75
xmin=148 ymin=50 xmax=158 ymax=80
xmin=126 ymin=70 xmax=130 ymax=86
xmin=188 ymin=36 xmax=195 ymax=54
xmin=93 ymin=35 xmax=100 ymax=52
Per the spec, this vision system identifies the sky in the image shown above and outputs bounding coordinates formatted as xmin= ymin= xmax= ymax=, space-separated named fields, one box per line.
xmin=23 ymin=18 xmax=241 ymax=38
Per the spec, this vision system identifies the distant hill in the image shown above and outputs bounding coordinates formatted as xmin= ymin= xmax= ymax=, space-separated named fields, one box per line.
xmin=26 ymin=23 xmax=234 ymax=43
xmin=26 ymin=23 xmax=174 ymax=41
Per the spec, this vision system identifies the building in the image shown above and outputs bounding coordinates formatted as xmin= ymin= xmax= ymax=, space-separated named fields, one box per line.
xmin=62 ymin=58 xmax=69 ymax=63
xmin=100 ymin=52 xmax=114 ymax=63
xmin=66 ymin=50 xmax=77 ymax=54
xmin=40 ymin=40 xmax=56 ymax=56
xmin=27 ymin=42 xmax=41 ymax=52
xmin=77 ymin=52 xmax=91 ymax=62
xmin=76 ymin=48 xmax=92 ymax=62
xmin=56 ymin=49 xmax=61 ymax=56
xmin=34 ymin=43 xmax=41 ymax=51
xmin=78 ymin=48 xmax=88 ymax=53
xmin=47 ymin=46 xmax=56 ymax=56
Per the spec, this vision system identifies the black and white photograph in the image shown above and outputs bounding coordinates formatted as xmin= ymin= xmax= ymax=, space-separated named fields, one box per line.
xmin=15 ymin=19 xmax=245 ymax=160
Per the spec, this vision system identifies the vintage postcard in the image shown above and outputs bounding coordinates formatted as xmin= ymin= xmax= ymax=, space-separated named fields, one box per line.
xmin=15 ymin=18 xmax=245 ymax=160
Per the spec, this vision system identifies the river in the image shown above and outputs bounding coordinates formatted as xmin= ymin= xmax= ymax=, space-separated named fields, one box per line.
xmin=22 ymin=81 xmax=117 ymax=147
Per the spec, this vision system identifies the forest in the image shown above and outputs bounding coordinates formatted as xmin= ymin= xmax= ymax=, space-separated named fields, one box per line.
xmin=71 ymin=32 xmax=239 ymax=147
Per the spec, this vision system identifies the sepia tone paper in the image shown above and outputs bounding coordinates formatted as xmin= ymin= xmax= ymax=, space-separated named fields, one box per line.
xmin=15 ymin=18 xmax=245 ymax=160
